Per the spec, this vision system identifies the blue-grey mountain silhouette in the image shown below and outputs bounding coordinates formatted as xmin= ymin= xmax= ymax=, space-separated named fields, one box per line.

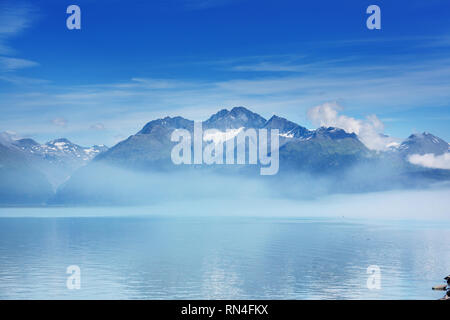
xmin=0 ymin=107 xmax=448 ymax=205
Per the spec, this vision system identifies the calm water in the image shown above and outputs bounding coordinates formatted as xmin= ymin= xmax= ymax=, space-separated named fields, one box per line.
xmin=0 ymin=212 xmax=449 ymax=299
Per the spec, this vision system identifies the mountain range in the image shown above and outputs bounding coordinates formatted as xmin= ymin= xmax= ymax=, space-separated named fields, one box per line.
xmin=0 ymin=107 xmax=449 ymax=205
xmin=0 ymin=134 xmax=107 ymax=204
xmin=95 ymin=107 xmax=369 ymax=171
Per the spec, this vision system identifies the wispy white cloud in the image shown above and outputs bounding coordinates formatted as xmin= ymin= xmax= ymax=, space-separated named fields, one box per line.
xmin=1 ymin=49 xmax=450 ymax=145
xmin=129 ymin=77 xmax=194 ymax=89
xmin=51 ymin=117 xmax=68 ymax=128
xmin=231 ymin=62 xmax=307 ymax=72
xmin=0 ymin=1 xmax=37 ymax=54
xmin=0 ymin=1 xmax=40 ymax=81
xmin=0 ymin=56 xmax=38 ymax=71
xmin=90 ymin=123 xmax=105 ymax=131
xmin=408 ymin=153 xmax=450 ymax=170
xmin=0 ymin=74 xmax=49 ymax=85
xmin=229 ymin=57 xmax=354 ymax=73
xmin=307 ymin=102 xmax=400 ymax=151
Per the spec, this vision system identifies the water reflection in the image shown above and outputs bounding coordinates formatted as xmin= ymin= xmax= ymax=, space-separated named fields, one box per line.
xmin=0 ymin=215 xmax=448 ymax=299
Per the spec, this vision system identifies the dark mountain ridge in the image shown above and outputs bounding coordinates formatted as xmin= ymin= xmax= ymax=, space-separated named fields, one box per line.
xmin=1 ymin=107 xmax=448 ymax=205
xmin=50 ymin=107 xmax=449 ymax=205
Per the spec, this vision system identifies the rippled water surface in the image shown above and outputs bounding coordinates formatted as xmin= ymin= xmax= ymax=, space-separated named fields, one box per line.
xmin=0 ymin=212 xmax=448 ymax=299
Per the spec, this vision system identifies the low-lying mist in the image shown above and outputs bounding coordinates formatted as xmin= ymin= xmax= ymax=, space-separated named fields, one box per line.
xmin=37 ymin=161 xmax=450 ymax=221
xmin=2 ymin=187 xmax=449 ymax=221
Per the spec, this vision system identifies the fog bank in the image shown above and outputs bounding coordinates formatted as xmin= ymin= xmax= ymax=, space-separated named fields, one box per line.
xmin=2 ymin=187 xmax=449 ymax=221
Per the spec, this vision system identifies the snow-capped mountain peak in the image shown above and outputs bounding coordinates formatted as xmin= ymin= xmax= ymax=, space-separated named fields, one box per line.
xmin=399 ymin=132 xmax=449 ymax=156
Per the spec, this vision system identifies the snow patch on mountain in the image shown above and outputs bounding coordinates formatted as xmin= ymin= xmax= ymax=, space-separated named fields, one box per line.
xmin=11 ymin=138 xmax=108 ymax=163
xmin=279 ymin=132 xmax=295 ymax=138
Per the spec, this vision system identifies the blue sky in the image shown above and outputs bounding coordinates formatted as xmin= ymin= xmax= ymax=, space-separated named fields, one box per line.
xmin=0 ymin=0 xmax=449 ymax=146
